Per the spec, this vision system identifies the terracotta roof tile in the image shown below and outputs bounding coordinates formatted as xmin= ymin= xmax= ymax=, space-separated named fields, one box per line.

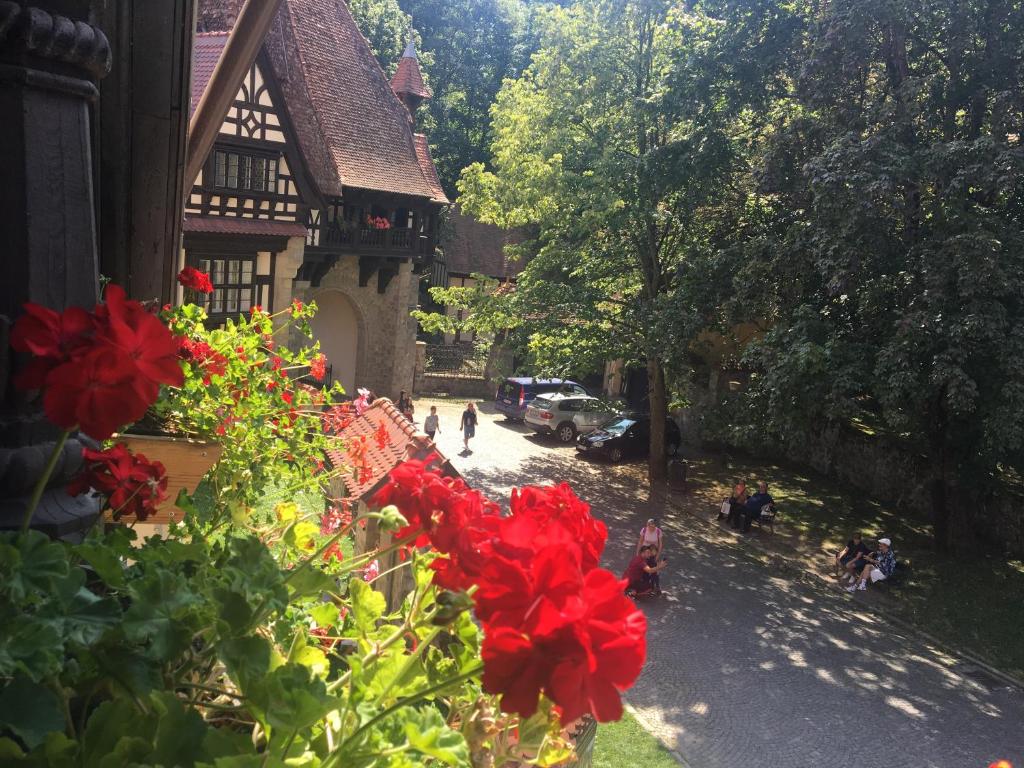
xmin=391 ymin=48 xmax=431 ymax=100
xmin=190 ymin=32 xmax=229 ymax=118
xmin=325 ymin=398 xmax=457 ymax=500
xmin=443 ymin=206 xmax=530 ymax=279
xmin=414 ymin=134 xmax=449 ymax=203
xmin=183 ymin=215 xmax=307 ymax=237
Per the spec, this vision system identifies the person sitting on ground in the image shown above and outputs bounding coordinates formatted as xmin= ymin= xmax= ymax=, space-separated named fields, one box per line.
xmin=836 ymin=531 xmax=870 ymax=580
xmin=623 ymin=545 xmax=666 ymax=596
xmin=740 ymin=480 xmax=774 ymax=533
xmin=846 ymin=537 xmax=896 ymax=592
xmin=636 ymin=518 xmax=664 ymax=559
xmin=721 ymin=481 xmax=748 ymax=527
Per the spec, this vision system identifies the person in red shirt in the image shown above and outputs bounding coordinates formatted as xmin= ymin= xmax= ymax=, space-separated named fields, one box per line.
xmin=623 ymin=545 xmax=667 ymax=596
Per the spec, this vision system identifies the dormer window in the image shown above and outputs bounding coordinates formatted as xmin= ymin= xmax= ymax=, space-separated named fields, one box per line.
xmin=213 ymin=148 xmax=278 ymax=192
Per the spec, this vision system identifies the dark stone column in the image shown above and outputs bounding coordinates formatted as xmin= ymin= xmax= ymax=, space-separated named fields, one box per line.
xmin=0 ymin=2 xmax=111 ymax=538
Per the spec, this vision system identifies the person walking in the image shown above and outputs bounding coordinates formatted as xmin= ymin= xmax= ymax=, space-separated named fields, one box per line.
xmin=424 ymin=405 xmax=440 ymax=441
xmin=460 ymin=402 xmax=478 ymax=453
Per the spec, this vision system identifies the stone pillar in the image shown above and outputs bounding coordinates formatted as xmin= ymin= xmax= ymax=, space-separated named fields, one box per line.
xmin=413 ymin=340 xmax=427 ymax=394
xmin=0 ymin=3 xmax=111 ymax=537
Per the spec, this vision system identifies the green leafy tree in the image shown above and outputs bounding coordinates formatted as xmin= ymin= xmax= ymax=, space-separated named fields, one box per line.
xmin=455 ymin=0 xmax=763 ymax=479
xmin=348 ymin=0 xmax=416 ymax=72
xmin=731 ymin=0 xmax=1024 ymax=549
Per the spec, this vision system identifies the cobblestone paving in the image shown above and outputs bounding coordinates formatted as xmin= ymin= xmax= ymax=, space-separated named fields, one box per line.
xmin=419 ymin=397 xmax=1024 ymax=768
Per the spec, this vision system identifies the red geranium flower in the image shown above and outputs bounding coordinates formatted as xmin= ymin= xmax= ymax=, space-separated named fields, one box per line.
xmin=177 ymin=265 xmax=214 ymax=294
xmin=10 ymin=303 xmax=96 ymax=389
xmin=310 ymin=353 xmax=327 ymax=381
xmin=43 ymin=347 xmax=151 ymax=440
xmin=68 ymin=444 xmax=168 ymax=520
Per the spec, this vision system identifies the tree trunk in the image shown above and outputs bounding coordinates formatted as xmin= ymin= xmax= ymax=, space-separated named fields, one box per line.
xmin=647 ymin=357 xmax=667 ymax=483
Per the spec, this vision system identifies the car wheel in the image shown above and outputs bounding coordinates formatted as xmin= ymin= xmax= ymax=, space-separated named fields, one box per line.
xmin=557 ymin=422 xmax=577 ymax=443
xmin=667 ymin=441 xmax=679 ymax=457
xmin=609 ymin=447 xmax=624 ymax=463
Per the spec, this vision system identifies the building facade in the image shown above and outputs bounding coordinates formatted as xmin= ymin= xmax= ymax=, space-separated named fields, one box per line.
xmin=187 ymin=0 xmax=448 ymax=398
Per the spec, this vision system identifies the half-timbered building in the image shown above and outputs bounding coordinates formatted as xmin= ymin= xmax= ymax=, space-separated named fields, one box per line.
xmin=188 ymin=0 xmax=449 ymax=398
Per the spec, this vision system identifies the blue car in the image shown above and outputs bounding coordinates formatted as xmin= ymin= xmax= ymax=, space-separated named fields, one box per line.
xmin=494 ymin=377 xmax=589 ymax=421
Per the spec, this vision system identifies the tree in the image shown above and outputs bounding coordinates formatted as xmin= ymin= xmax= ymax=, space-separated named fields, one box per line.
xmin=732 ymin=0 xmax=1024 ymax=549
xmin=348 ymin=0 xmax=416 ymax=72
xmin=398 ymin=0 xmax=539 ymax=193
xmin=455 ymin=0 xmax=759 ymax=480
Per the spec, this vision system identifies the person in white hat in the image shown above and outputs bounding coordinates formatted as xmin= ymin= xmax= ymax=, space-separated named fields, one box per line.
xmin=846 ymin=537 xmax=896 ymax=592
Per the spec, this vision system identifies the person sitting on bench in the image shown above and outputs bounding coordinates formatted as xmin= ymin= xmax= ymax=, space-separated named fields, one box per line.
xmin=846 ymin=537 xmax=896 ymax=592
xmin=836 ymin=531 xmax=870 ymax=581
xmin=721 ymin=482 xmax=748 ymax=527
xmin=741 ymin=480 xmax=774 ymax=533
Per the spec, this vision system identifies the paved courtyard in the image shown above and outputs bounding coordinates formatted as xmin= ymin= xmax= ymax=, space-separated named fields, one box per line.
xmin=419 ymin=396 xmax=1024 ymax=768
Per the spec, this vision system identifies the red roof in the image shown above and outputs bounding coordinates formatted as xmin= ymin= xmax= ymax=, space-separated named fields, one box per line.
xmin=414 ymin=135 xmax=449 ymax=203
xmin=325 ymin=398 xmax=457 ymax=500
xmin=391 ymin=43 xmax=431 ymax=100
xmin=190 ymin=32 xmax=229 ymax=118
xmin=443 ymin=206 xmax=530 ymax=279
xmin=183 ymin=216 xmax=308 ymax=237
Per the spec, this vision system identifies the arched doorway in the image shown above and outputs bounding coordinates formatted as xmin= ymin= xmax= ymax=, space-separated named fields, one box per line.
xmin=310 ymin=290 xmax=360 ymax=396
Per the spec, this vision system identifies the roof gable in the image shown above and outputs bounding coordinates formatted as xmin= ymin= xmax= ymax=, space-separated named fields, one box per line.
xmin=444 ymin=206 xmax=529 ymax=279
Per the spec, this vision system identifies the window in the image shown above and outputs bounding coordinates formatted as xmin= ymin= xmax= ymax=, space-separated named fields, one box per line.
xmin=559 ymin=400 xmax=584 ymax=412
xmin=213 ymin=149 xmax=278 ymax=192
xmin=192 ymin=256 xmax=256 ymax=317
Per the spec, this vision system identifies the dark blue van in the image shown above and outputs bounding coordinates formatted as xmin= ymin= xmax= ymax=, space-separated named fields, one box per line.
xmin=494 ymin=377 xmax=589 ymax=421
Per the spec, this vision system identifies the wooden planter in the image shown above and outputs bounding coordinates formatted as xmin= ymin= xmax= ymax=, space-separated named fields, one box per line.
xmin=113 ymin=434 xmax=222 ymax=525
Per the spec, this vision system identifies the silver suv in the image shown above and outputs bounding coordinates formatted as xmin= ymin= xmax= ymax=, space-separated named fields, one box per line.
xmin=524 ymin=394 xmax=618 ymax=443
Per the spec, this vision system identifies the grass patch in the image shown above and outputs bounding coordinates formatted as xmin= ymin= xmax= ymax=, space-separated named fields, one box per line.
xmin=686 ymin=452 xmax=1024 ymax=679
xmin=593 ymin=711 xmax=680 ymax=768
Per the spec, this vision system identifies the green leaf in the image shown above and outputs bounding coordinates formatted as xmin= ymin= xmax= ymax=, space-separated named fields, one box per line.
xmin=150 ymin=691 xmax=210 ymax=767
xmin=286 ymin=567 xmax=337 ymax=601
xmin=122 ymin=569 xmax=200 ymax=660
xmin=220 ymin=635 xmax=273 ymax=694
xmin=0 ymin=676 xmax=65 ymax=750
xmin=247 ymin=663 xmax=334 ymax=733
xmin=0 ymin=613 xmax=64 ymax=680
xmin=75 ymin=542 xmax=126 ymax=589
xmin=348 ymin=577 xmax=386 ymax=634
xmin=80 ymin=699 xmax=153 ymax=768
xmin=60 ymin=588 xmax=122 ymax=646
xmin=403 ymin=707 xmax=469 ymax=766
xmin=309 ymin=602 xmax=340 ymax=629
xmin=1 ymin=531 xmax=69 ymax=600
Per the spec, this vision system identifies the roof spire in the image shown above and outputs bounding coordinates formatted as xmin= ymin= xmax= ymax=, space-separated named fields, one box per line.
xmin=390 ymin=28 xmax=430 ymax=123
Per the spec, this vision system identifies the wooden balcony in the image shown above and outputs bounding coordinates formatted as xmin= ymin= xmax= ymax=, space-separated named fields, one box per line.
xmin=307 ymin=221 xmax=429 ymax=254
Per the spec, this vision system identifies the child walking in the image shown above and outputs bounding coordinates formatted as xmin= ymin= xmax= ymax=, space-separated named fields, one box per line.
xmin=424 ymin=406 xmax=440 ymax=441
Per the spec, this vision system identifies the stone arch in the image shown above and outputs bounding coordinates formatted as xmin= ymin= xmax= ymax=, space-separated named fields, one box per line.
xmin=310 ymin=289 xmax=364 ymax=397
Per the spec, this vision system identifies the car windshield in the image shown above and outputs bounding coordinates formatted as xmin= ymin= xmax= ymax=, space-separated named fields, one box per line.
xmin=598 ymin=417 xmax=636 ymax=435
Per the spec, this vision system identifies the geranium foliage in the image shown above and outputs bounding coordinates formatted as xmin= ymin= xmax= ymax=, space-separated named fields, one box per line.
xmin=0 ymin=270 xmax=645 ymax=766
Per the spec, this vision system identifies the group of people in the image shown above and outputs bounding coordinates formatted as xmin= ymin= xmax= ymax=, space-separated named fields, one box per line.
xmin=718 ymin=479 xmax=775 ymax=533
xmin=395 ymin=391 xmax=479 ymax=454
xmin=623 ymin=519 xmax=668 ymax=597
xmin=835 ymin=532 xmax=897 ymax=592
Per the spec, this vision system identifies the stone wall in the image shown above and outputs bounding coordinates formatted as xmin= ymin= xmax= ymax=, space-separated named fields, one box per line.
xmin=416 ymin=373 xmax=493 ymax=399
xmin=298 ymin=256 xmax=417 ymax=400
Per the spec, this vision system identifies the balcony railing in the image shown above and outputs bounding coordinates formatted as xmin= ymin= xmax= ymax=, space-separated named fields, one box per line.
xmin=310 ymin=221 xmax=422 ymax=252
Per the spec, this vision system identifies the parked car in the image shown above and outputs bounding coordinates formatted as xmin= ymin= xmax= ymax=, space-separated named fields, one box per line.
xmin=494 ymin=377 xmax=589 ymax=421
xmin=576 ymin=414 xmax=681 ymax=463
xmin=524 ymin=394 xmax=619 ymax=443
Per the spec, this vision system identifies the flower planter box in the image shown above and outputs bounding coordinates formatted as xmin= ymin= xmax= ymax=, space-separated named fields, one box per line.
xmin=111 ymin=435 xmax=222 ymax=525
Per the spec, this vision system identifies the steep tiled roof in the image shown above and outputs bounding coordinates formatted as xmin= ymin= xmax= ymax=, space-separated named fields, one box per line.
xmin=325 ymin=398 xmax=457 ymax=501
xmin=183 ymin=216 xmax=307 ymax=237
xmin=444 ymin=206 xmax=530 ymax=280
xmin=196 ymin=0 xmax=447 ymax=203
xmin=190 ymin=32 xmax=229 ymax=118
xmin=391 ymin=42 xmax=431 ymax=100
xmin=414 ymin=135 xmax=449 ymax=203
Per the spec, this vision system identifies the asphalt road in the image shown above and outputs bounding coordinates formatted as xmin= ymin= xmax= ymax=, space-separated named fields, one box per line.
xmin=418 ymin=396 xmax=1024 ymax=768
